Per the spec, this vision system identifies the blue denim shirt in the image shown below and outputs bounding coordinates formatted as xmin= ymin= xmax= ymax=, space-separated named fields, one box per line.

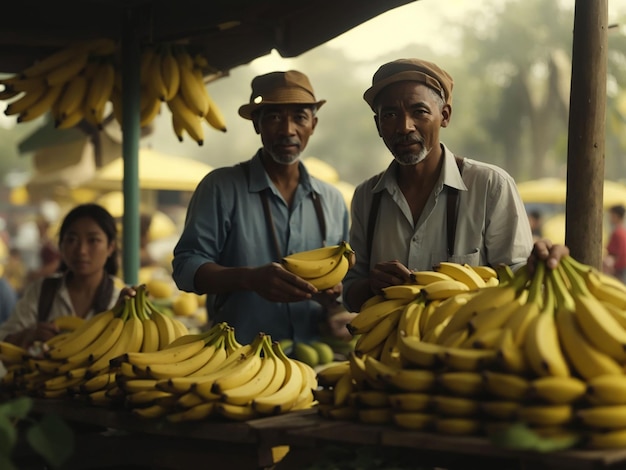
xmin=172 ymin=150 xmax=350 ymax=344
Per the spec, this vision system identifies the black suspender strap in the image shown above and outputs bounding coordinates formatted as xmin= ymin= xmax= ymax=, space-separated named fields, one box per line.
xmin=367 ymin=156 xmax=465 ymax=258
xmin=240 ymin=160 xmax=326 ymax=261
xmin=38 ymin=277 xmax=62 ymax=322
xmin=447 ymin=156 xmax=465 ymax=256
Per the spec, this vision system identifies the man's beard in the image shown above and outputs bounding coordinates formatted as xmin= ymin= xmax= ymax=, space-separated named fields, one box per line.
xmin=268 ymin=139 xmax=301 ymax=165
xmin=394 ymin=143 xmax=430 ymax=166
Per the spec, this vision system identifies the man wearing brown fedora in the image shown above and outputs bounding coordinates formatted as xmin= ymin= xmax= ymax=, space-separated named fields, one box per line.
xmin=172 ymin=70 xmax=354 ymax=345
xmin=342 ymin=58 xmax=538 ymax=312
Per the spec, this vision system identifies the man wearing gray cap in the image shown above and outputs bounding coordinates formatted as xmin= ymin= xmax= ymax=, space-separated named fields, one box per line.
xmin=343 ymin=58 xmax=535 ymax=312
xmin=172 ymin=70 xmax=353 ymax=345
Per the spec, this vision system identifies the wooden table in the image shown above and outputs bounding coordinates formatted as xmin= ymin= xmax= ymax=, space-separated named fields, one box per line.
xmin=27 ymin=400 xmax=626 ymax=470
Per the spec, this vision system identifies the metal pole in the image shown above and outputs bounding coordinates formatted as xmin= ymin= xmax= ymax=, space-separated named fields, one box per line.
xmin=121 ymin=7 xmax=142 ymax=285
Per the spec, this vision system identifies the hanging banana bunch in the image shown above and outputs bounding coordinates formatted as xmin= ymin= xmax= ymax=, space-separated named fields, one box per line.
xmin=0 ymin=39 xmax=227 ymax=144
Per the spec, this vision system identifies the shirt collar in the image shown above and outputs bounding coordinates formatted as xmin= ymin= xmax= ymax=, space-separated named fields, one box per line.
xmin=373 ymin=143 xmax=467 ymax=194
xmin=248 ymin=149 xmax=320 ymax=195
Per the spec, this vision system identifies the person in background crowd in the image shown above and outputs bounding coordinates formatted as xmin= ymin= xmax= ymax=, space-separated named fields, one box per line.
xmin=172 ymin=70 xmax=354 ymax=345
xmin=4 ymin=247 xmax=27 ymax=296
xmin=0 ymin=278 xmax=17 ymax=325
xmin=528 ymin=209 xmax=543 ymax=242
xmin=25 ymin=215 xmax=61 ymax=284
xmin=603 ymin=204 xmax=626 ymax=283
xmin=343 ymin=58 xmax=537 ymax=312
xmin=0 ymin=204 xmax=131 ymax=349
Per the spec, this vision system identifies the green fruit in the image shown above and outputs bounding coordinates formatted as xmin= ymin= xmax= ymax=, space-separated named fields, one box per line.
xmin=277 ymin=339 xmax=294 ymax=356
xmin=293 ymin=342 xmax=319 ymax=368
xmin=309 ymin=340 xmax=335 ymax=365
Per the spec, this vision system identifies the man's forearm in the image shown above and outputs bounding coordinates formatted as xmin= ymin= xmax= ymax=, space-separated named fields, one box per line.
xmin=193 ymin=263 xmax=255 ymax=295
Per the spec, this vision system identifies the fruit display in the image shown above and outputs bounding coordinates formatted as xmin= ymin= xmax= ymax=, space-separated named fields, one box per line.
xmin=0 ymin=287 xmax=317 ymax=423
xmin=0 ymin=285 xmax=189 ymax=403
xmin=314 ymin=257 xmax=626 ymax=450
xmin=112 ymin=324 xmax=317 ymax=422
xmin=280 ymin=241 xmax=356 ymax=290
xmin=0 ymin=38 xmax=226 ymax=145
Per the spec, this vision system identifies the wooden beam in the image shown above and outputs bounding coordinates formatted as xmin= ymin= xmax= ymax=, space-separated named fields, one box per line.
xmin=565 ymin=0 xmax=608 ymax=268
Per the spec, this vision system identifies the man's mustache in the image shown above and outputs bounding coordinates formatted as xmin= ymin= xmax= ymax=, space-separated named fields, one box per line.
xmin=393 ymin=135 xmax=424 ymax=146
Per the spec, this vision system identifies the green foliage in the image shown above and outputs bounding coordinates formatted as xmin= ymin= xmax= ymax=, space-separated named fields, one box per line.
xmin=0 ymin=396 xmax=74 ymax=470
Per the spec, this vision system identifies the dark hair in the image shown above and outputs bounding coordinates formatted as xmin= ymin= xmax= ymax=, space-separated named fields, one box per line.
xmin=57 ymin=203 xmax=119 ymax=275
xmin=610 ymin=205 xmax=626 ymax=219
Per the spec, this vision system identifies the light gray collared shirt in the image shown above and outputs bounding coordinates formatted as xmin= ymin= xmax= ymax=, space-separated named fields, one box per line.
xmin=343 ymin=144 xmax=533 ymax=311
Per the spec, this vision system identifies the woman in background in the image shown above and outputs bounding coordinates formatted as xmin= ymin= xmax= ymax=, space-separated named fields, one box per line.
xmin=0 ymin=203 xmax=128 ymax=349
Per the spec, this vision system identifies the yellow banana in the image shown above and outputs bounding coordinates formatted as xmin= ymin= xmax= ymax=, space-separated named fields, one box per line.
xmin=80 ymin=372 xmax=116 ymax=394
xmin=397 ymin=299 xmax=424 ymax=339
xmin=45 ymin=51 xmax=89 ymax=86
xmin=482 ymin=371 xmax=530 ymax=401
xmin=215 ymin=402 xmax=258 ymax=421
xmin=517 ymin=404 xmax=573 ymax=427
xmin=176 ymin=48 xmax=208 ymax=116
xmin=332 ymin=370 xmax=355 ymax=407
xmin=64 ymin=316 xmax=125 ymax=367
xmin=151 ymin=309 xmax=178 ymax=349
xmin=528 ymin=376 xmax=586 ymax=405
xmin=166 ymin=402 xmax=215 ymax=423
xmin=306 ymin=254 xmax=350 ymax=291
xmin=21 ymin=43 xmax=87 ymax=78
xmin=420 ymin=279 xmax=471 ymax=301
xmin=347 ymin=298 xmax=410 ymax=335
xmin=281 ymin=243 xmax=346 ymax=279
xmin=220 ymin=338 xmax=278 ymax=405
xmin=422 ymin=293 xmax=473 ymax=336
xmin=118 ymin=378 xmax=159 ymax=394
xmin=125 ymin=389 xmax=175 ymax=407
xmin=140 ymin=96 xmax=162 ymax=127
xmin=45 ymin=308 xmax=119 ymax=360
xmin=354 ymin=306 xmax=402 ymax=355
xmin=392 ymin=412 xmax=435 ymax=430
xmin=577 ymin=405 xmax=626 ymax=429
xmin=469 ymin=265 xmax=498 ymax=281
xmin=586 ymin=374 xmax=626 ymax=405
xmin=358 ymin=407 xmax=393 ymax=424
xmin=121 ymin=337 xmax=207 ymax=368
xmin=388 ymin=393 xmax=431 ymax=412
xmin=466 ymin=290 xmax=527 ymax=338
xmin=171 ymin=113 xmax=185 ymax=142
xmin=143 ymin=343 xmax=219 ymax=380
xmin=410 ymin=270 xmax=454 ymax=284
xmin=397 ymin=333 xmax=445 ymax=369
xmin=252 ymin=344 xmax=304 ymax=415
xmin=437 ymin=371 xmax=484 ymax=397
xmin=52 ymin=73 xmax=88 ymax=120
xmin=86 ymin=302 xmax=145 ymax=375
xmin=146 ymin=50 xmax=168 ymax=101
xmin=85 ymin=60 xmax=115 ymax=115
xmin=381 ymin=284 xmax=422 ymax=301
xmin=139 ymin=317 xmax=160 ymax=353
xmin=587 ymin=429 xmax=626 ymax=449
xmin=132 ymin=404 xmax=169 ymax=419
xmin=555 ymin=305 xmax=622 ymax=380
xmin=435 ymin=418 xmax=481 ymax=436
xmin=480 ymin=400 xmax=521 ymax=421
xmin=204 ymin=91 xmax=227 ymax=132
xmin=4 ymin=84 xmax=48 ymax=116
xmin=353 ymin=390 xmax=389 ymax=408
xmin=0 ymin=341 xmax=28 ymax=364
xmin=435 ymin=262 xmax=486 ymax=290
xmin=167 ymin=94 xmax=204 ymax=145
xmin=55 ymin=107 xmax=85 ymax=129
xmin=441 ymin=347 xmax=497 ymax=372
xmin=523 ymin=263 xmax=570 ymax=377
xmin=316 ymin=360 xmax=349 ymax=387
xmin=433 ymin=395 xmax=480 ymax=417
xmin=160 ymin=46 xmax=180 ymax=101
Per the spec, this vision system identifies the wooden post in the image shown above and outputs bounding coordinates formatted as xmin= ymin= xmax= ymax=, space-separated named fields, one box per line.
xmin=565 ymin=0 xmax=608 ymax=268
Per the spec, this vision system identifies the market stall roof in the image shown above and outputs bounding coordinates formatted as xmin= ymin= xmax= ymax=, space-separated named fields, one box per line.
xmin=0 ymin=0 xmax=418 ymax=74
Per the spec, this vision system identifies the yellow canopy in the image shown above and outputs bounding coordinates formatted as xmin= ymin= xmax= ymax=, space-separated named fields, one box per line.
xmin=86 ymin=148 xmax=214 ymax=192
xmin=517 ymin=178 xmax=626 ymax=208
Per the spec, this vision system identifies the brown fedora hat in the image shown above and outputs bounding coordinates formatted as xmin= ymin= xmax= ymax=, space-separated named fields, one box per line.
xmin=363 ymin=58 xmax=454 ymax=111
xmin=238 ymin=70 xmax=326 ymax=120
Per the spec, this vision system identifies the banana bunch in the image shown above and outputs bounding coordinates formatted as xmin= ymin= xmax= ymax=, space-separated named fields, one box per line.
xmin=280 ymin=241 xmax=356 ymax=291
xmin=0 ymin=285 xmax=189 ymax=403
xmin=113 ymin=326 xmax=317 ymax=422
xmin=155 ymin=44 xmax=227 ymax=145
xmin=0 ymin=38 xmax=117 ymax=129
